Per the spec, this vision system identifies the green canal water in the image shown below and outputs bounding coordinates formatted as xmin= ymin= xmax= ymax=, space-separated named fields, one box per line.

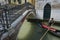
xmin=17 ymin=20 xmax=60 ymax=40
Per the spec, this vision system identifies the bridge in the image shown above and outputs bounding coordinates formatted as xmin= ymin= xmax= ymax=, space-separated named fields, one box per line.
xmin=0 ymin=2 xmax=60 ymax=40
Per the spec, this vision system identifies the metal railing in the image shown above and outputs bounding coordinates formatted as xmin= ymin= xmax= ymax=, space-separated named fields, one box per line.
xmin=0 ymin=3 xmax=35 ymax=40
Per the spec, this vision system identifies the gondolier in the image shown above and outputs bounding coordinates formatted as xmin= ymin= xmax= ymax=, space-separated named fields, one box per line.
xmin=48 ymin=18 xmax=55 ymax=26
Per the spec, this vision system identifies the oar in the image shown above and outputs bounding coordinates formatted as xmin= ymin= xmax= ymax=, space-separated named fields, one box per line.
xmin=40 ymin=29 xmax=49 ymax=40
xmin=40 ymin=24 xmax=56 ymax=40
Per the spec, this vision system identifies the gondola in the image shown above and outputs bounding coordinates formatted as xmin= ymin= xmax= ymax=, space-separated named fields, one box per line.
xmin=49 ymin=29 xmax=60 ymax=37
xmin=27 ymin=19 xmax=60 ymax=38
xmin=41 ymin=23 xmax=60 ymax=37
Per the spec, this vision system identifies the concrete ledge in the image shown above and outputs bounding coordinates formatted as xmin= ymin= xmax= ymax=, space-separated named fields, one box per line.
xmin=27 ymin=18 xmax=60 ymax=26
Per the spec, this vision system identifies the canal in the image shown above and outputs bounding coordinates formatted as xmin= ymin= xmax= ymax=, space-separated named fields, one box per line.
xmin=17 ymin=20 xmax=60 ymax=40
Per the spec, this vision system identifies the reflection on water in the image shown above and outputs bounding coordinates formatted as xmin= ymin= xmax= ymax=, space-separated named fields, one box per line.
xmin=17 ymin=20 xmax=60 ymax=40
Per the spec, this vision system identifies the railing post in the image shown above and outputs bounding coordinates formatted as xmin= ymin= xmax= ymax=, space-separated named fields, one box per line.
xmin=1 ymin=6 xmax=10 ymax=32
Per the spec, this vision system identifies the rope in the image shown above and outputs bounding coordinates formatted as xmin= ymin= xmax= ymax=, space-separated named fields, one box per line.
xmin=40 ymin=29 xmax=49 ymax=40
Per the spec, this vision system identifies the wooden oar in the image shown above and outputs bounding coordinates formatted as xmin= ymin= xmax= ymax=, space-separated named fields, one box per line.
xmin=40 ymin=24 xmax=56 ymax=40
xmin=40 ymin=29 xmax=49 ymax=40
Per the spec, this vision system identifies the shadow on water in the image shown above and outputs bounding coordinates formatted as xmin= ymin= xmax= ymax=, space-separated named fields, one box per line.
xmin=17 ymin=20 xmax=48 ymax=40
xmin=17 ymin=20 xmax=60 ymax=40
xmin=25 ymin=23 xmax=47 ymax=40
